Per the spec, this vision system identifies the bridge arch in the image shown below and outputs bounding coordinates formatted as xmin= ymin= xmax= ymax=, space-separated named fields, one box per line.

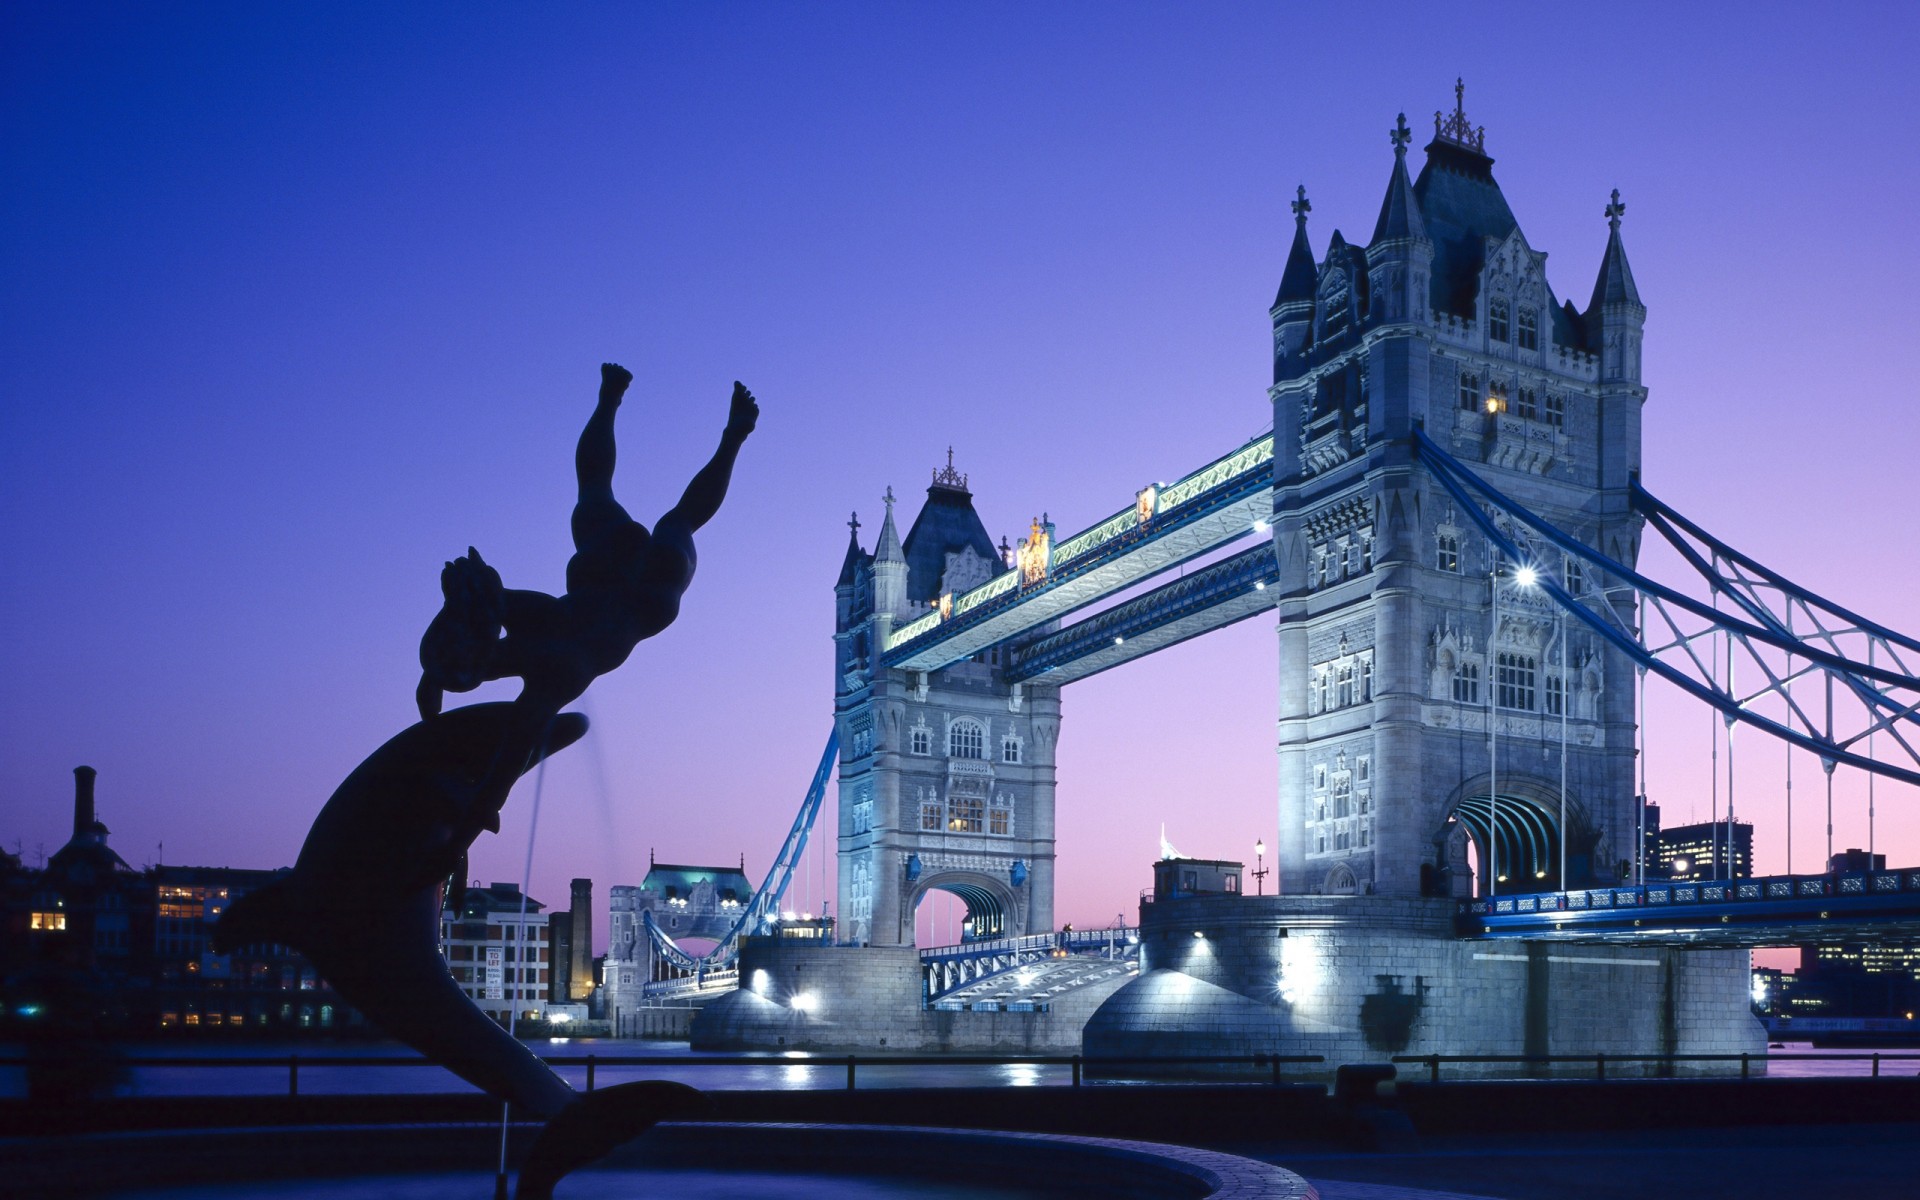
xmin=1432 ymin=774 xmax=1597 ymax=897
xmin=908 ymin=871 xmax=1020 ymax=946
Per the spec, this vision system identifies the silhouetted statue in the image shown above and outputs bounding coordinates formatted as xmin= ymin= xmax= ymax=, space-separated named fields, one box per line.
xmin=217 ymin=363 xmax=754 ymax=1198
xmin=417 ymin=362 xmax=759 ymax=833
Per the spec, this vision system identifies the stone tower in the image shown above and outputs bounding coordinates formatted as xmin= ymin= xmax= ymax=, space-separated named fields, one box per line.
xmin=1270 ymin=90 xmax=1647 ymax=899
xmin=833 ymin=458 xmax=1061 ymax=946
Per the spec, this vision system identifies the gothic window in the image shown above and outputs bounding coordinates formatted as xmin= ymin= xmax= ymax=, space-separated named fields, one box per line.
xmin=989 ymin=794 xmax=1012 ymax=836
xmin=1357 ymin=756 xmax=1370 ymax=783
xmin=1333 ymin=773 xmax=1352 ymax=817
xmin=1360 ymin=824 xmax=1371 ymax=847
xmin=1547 ymin=672 xmax=1566 ymax=717
xmin=1486 ymin=379 xmax=1509 ymax=414
xmin=1458 ymin=371 xmax=1480 ymax=412
xmin=1496 ymin=652 xmax=1537 ymax=711
xmin=920 ymin=795 xmax=943 ymax=832
xmin=1313 ymin=764 xmax=1327 ymax=790
xmin=1361 ymin=533 xmax=1374 ymax=571
xmin=1489 ymin=300 xmax=1510 ymax=343
xmin=1347 ymin=538 xmax=1366 ymax=574
xmin=1360 ymin=656 xmax=1373 ymax=702
xmin=1001 ymin=735 xmax=1021 ymax=764
xmin=947 ymin=719 xmax=985 ymax=759
xmin=1318 ymin=669 xmax=1333 ymax=713
xmin=1544 ymin=393 xmax=1565 ymax=428
xmin=909 ymin=723 xmax=932 ymax=756
xmin=1452 ymin=660 xmax=1480 ymax=704
xmin=1516 ymin=386 xmax=1538 ymax=421
xmin=1517 ymin=307 xmax=1538 ymax=351
xmin=1335 ymin=662 xmax=1357 ymax=708
xmin=852 ymin=785 xmax=873 ymax=834
xmin=947 ymin=789 xmax=986 ymax=834
xmin=1437 ymin=533 xmax=1460 ymax=573
xmin=1317 ymin=834 xmax=1327 ymax=853
xmin=1564 ymin=558 xmax=1586 ymax=596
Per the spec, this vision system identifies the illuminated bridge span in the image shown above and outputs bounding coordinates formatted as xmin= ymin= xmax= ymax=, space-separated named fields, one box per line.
xmin=1461 ymin=864 xmax=1920 ymax=945
xmin=882 ymin=433 xmax=1277 ymax=678
xmin=921 ymin=927 xmax=1140 ymax=1009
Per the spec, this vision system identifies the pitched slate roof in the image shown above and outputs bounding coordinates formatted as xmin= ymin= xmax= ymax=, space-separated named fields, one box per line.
xmin=1411 ymin=139 xmax=1518 ymax=320
xmin=901 ymin=477 xmax=1003 ymax=605
xmin=641 ymin=862 xmax=752 ymax=903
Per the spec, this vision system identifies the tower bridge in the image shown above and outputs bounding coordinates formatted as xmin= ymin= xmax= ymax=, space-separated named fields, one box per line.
xmin=671 ymin=85 xmax=1920 ymax=1070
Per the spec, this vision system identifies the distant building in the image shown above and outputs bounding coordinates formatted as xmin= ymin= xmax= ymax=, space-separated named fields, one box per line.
xmin=149 ymin=863 xmax=358 ymax=1032
xmin=602 ymin=858 xmax=751 ymax=1035
xmin=547 ymin=877 xmax=594 ymax=1006
xmin=4 ymin=766 xmax=355 ymax=1035
xmin=1649 ymin=812 xmax=1752 ymax=881
xmin=440 ymin=882 xmax=550 ymax=1026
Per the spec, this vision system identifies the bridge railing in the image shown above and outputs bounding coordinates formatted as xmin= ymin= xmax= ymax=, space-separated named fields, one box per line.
xmin=1460 ymin=865 xmax=1920 ymax=922
xmin=1393 ymin=1052 xmax=1920 ymax=1083
xmin=919 ymin=926 xmax=1139 ymax=962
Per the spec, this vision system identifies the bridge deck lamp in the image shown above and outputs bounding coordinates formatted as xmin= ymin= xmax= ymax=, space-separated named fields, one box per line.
xmin=1253 ymin=839 xmax=1269 ymax=896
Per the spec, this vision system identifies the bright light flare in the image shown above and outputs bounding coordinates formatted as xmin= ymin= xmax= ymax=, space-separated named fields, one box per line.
xmin=1514 ymin=565 xmax=1539 ymax=587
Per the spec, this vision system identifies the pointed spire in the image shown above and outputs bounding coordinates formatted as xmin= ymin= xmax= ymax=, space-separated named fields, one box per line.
xmin=836 ymin=510 xmax=865 ymax=586
xmin=1370 ymin=113 xmax=1428 ymax=246
xmin=1588 ymin=188 xmax=1642 ymax=311
xmin=1433 ymin=77 xmax=1486 ymax=153
xmin=874 ymin=486 xmax=905 ymax=564
xmin=1274 ymin=184 xmax=1318 ymax=307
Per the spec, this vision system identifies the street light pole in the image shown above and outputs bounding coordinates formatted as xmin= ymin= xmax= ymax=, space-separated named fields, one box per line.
xmin=1253 ymin=839 xmax=1269 ymax=896
xmin=1488 ymin=561 xmax=1500 ymax=898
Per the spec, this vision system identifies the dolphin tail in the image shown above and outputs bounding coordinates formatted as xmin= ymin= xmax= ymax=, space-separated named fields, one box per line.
xmin=514 ymin=1080 xmax=710 ymax=1200
xmin=212 ymin=874 xmax=303 ymax=955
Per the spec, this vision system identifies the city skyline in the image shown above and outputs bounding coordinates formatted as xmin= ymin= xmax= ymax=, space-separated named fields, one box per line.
xmin=6 ymin=5 xmax=1918 ymax=954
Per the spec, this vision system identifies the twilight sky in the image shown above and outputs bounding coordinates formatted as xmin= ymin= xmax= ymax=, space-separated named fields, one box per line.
xmin=5 ymin=3 xmax=1918 ymax=955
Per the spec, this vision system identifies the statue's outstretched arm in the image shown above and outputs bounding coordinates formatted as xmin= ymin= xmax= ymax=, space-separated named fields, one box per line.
xmin=663 ymin=382 xmax=758 ymax=534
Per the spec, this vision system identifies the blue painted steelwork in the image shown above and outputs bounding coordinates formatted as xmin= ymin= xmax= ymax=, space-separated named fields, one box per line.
xmin=1412 ymin=428 xmax=1920 ymax=787
xmin=1006 ymin=544 xmax=1279 ymax=683
xmin=920 ymin=926 xmax=1141 ymax=1006
xmin=641 ymin=731 xmax=839 ymax=977
xmin=1459 ymin=865 xmax=1920 ymax=944
xmin=881 ymin=434 xmax=1274 ymax=669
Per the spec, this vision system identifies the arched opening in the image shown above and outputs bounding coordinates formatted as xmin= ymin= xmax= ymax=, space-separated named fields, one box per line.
xmin=911 ymin=877 xmax=1012 ymax=947
xmin=1442 ymin=789 xmax=1576 ymax=896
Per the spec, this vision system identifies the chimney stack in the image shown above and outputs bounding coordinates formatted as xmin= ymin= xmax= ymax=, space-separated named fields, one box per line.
xmin=73 ymin=765 xmax=97 ymax=838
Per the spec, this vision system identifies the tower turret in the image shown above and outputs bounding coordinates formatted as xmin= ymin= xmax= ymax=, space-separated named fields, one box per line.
xmin=1271 ymin=185 xmax=1318 ymax=379
xmin=1365 ymin=113 xmax=1432 ymax=328
xmin=872 ymin=487 xmax=908 ymax=630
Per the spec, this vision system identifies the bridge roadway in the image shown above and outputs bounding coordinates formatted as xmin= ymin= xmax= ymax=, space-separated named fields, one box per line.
xmin=1460 ymin=864 xmax=1920 ymax=945
xmin=883 ymin=433 xmax=1274 ymax=675
xmin=921 ymin=926 xmax=1140 ymax=1008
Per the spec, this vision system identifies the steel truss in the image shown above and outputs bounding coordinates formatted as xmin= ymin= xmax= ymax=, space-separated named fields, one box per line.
xmin=1414 ymin=428 xmax=1920 ymax=788
xmin=643 ymin=731 xmax=838 ymax=977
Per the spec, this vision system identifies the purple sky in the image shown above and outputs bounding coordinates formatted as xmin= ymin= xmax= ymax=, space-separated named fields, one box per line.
xmin=5 ymin=5 xmax=1918 ymax=955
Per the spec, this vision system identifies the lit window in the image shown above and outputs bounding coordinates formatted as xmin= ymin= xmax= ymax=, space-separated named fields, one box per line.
xmin=1437 ymin=533 xmax=1460 ymax=573
xmin=1452 ymin=661 xmax=1480 ymax=704
xmin=1544 ymin=393 xmax=1565 ymax=428
xmin=1486 ymin=380 xmax=1509 ymax=414
xmin=1517 ymin=308 xmax=1538 ymax=351
xmin=1489 ymin=300 xmax=1510 ymax=342
xmin=1458 ymin=372 xmax=1480 ymax=412
xmin=921 ymin=800 xmax=943 ymax=832
xmin=947 ymin=789 xmax=985 ymax=833
xmin=989 ymin=797 xmax=1011 ymax=836
xmin=30 ymin=911 xmax=66 ymax=931
xmin=947 ymin=720 xmax=984 ymax=760
xmin=1496 ymin=652 xmax=1537 ymax=711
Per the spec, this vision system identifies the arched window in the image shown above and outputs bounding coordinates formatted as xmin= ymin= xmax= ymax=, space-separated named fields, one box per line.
xmin=1452 ymin=660 xmax=1480 ymax=704
xmin=1001 ymin=735 xmax=1021 ymax=764
xmin=948 ymin=719 xmax=985 ymax=759
xmin=910 ymin=723 xmax=932 ymax=756
xmin=1489 ymin=300 xmax=1510 ymax=342
xmin=1458 ymin=371 xmax=1480 ymax=412
xmin=1517 ymin=307 xmax=1538 ymax=351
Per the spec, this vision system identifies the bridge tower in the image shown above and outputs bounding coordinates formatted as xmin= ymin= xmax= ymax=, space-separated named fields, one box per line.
xmin=832 ymin=460 xmax=1061 ymax=946
xmin=1088 ymin=87 xmax=1756 ymax=1073
xmin=1270 ymin=94 xmax=1646 ymax=900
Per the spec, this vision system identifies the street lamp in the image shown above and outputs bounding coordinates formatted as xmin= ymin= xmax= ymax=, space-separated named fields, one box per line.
xmin=1252 ymin=839 xmax=1269 ymax=896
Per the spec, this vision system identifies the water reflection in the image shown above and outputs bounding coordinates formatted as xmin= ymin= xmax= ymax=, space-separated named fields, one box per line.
xmin=998 ymin=1063 xmax=1042 ymax=1087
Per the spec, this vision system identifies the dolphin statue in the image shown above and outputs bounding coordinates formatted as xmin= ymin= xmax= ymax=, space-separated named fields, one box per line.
xmin=215 ymin=702 xmax=706 ymax=1197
